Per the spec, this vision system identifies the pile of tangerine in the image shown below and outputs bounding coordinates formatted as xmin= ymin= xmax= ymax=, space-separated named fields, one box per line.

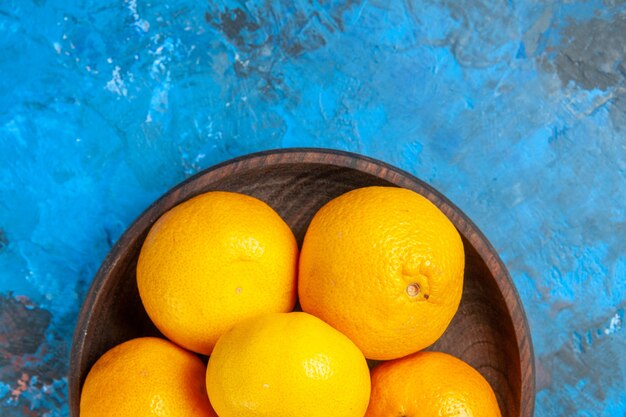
xmin=80 ymin=186 xmax=502 ymax=417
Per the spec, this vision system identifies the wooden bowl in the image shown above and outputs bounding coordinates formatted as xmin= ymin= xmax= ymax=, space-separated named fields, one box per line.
xmin=69 ymin=149 xmax=535 ymax=416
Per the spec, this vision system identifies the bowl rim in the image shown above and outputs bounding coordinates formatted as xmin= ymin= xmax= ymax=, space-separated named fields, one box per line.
xmin=69 ymin=147 xmax=535 ymax=416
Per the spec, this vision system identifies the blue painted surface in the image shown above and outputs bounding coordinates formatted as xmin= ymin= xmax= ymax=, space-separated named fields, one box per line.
xmin=1 ymin=0 xmax=625 ymax=415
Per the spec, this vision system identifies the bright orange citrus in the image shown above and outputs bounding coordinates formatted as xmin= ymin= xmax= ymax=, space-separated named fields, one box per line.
xmin=80 ymin=337 xmax=218 ymax=417
xmin=136 ymin=191 xmax=298 ymax=355
xmin=365 ymin=351 xmax=502 ymax=417
xmin=206 ymin=312 xmax=371 ymax=417
xmin=298 ymin=186 xmax=464 ymax=360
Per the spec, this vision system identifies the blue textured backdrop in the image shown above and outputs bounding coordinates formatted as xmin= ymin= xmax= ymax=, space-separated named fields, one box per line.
xmin=1 ymin=0 xmax=625 ymax=415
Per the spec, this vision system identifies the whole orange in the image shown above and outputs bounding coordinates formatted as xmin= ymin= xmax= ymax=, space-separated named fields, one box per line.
xmin=206 ymin=312 xmax=371 ymax=417
xmin=137 ymin=191 xmax=298 ymax=355
xmin=80 ymin=337 xmax=218 ymax=417
xmin=298 ymin=186 xmax=464 ymax=360
xmin=365 ymin=351 xmax=502 ymax=417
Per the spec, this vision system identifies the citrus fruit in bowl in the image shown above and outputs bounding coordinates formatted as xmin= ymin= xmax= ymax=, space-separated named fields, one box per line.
xmin=136 ymin=191 xmax=299 ymax=355
xmin=206 ymin=311 xmax=371 ymax=417
xmin=69 ymin=149 xmax=535 ymax=417
xmin=299 ymin=186 xmax=466 ymax=360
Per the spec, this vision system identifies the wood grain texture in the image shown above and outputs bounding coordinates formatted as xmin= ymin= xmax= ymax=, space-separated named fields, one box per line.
xmin=69 ymin=149 xmax=535 ymax=416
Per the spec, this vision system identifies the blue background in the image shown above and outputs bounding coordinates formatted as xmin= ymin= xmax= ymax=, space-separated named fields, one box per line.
xmin=1 ymin=0 xmax=625 ymax=415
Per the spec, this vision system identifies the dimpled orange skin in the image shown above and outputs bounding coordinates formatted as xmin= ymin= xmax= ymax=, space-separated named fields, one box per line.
xmin=80 ymin=337 xmax=218 ymax=417
xmin=136 ymin=191 xmax=298 ymax=355
xmin=298 ymin=186 xmax=465 ymax=360
xmin=365 ymin=351 xmax=502 ymax=417
xmin=206 ymin=312 xmax=371 ymax=417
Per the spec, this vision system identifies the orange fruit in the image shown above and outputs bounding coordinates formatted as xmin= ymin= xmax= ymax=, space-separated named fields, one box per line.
xmin=206 ymin=312 xmax=371 ymax=417
xmin=298 ymin=186 xmax=464 ymax=360
xmin=80 ymin=337 xmax=218 ymax=417
xmin=365 ymin=351 xmax=502 ymax=417
xmin=137 ymin=191 xmax=298 ymax=355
